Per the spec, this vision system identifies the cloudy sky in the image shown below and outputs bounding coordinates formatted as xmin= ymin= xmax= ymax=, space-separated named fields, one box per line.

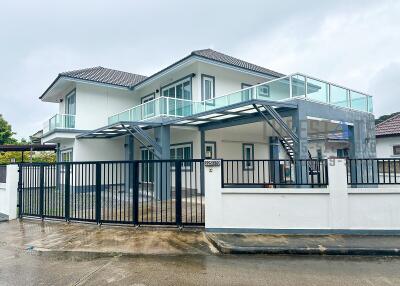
xmin=1 ymin=0 xmax=399 ymax=139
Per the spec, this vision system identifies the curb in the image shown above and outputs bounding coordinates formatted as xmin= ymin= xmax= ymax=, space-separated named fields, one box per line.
xmin=205 ymin=233 xmax=400 ymax=256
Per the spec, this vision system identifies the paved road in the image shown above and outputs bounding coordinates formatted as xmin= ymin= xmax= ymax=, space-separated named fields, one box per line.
xmin=1 ymin=247 xmax=400 ymax=286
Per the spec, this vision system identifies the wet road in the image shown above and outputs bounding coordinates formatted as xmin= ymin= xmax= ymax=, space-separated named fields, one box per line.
xmin=1 ymin=248 xmax=400 ymax=286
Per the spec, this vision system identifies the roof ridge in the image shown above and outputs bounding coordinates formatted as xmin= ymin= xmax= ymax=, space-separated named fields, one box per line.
xmin=376 ymin=113 xmax=400 ymax=127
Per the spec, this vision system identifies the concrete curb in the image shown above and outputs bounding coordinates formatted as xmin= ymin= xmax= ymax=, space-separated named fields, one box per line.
xmin=205 ymin=233 xmax=400 ymax=256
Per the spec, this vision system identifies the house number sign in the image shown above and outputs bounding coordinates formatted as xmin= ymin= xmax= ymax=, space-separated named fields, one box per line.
xmin=204 ymin=160 xmax=221 ymax=167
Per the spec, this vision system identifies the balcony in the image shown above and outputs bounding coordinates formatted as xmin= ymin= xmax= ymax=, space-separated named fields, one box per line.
xmin=43 ymin=114 xmax=76 ymax=134
xmin=108 ymin=73 xmax=373 ymax=124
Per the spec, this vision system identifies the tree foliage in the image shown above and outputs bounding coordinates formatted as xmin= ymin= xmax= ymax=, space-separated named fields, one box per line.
xmin=375 ymin=112 xmax=400 ymax=125
xmin=0 ymin=114 xmax=17 ymax=145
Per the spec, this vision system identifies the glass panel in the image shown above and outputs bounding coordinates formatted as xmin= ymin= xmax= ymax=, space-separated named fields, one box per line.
xmin=291 ymin=75 xmax=306 ymax=97
xmin=241 ymin=84 xmax=252 ymax=101
xmin=256 ymin=76 xmax=291 ymax=100
xmin=306 ymin=78 xmax=329 ymax=103
xmin=368 ymin=96 xmax=373 ymax=113
xmin=330 ymin=85 xmax=348 ymax=108
xmin=204 ymin=80 xmax=212 ymax=100
xmin=350 ymin=91 xmax=367 ymax=112
xmin=176 ymin=147 xmax=184 ymax=160
xmin=163 ymin=89 xmax=168 ymax=97
xmin=176 ymin=84 xmax=183 ymax=99
xmin=183 ymin=81 xmax=191 ymax=100
xmin=168 ymin=87 xmax=175 ymax=98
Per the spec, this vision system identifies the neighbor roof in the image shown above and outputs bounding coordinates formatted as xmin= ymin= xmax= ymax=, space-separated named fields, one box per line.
xmin=376 ymin=114 xmax=400 ymax=137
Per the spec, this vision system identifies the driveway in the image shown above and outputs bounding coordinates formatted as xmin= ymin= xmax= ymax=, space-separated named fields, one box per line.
xmin=1 ymin=220 xmax=400 ymax=285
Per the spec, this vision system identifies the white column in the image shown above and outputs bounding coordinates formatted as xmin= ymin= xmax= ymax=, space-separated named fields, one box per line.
xmin=327 ymin=158 xmax=349 ymax=229
xmin=204 ymin=160 xmax=223 ymax=229
xmin=3 ymin=165 xmax=19 ymax=220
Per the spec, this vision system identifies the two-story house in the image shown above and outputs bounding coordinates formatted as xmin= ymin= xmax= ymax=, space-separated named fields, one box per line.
xmin=39 ymin=49 xmax=376 ymax=168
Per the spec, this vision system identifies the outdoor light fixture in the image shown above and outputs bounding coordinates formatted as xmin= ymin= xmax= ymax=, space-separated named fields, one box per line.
xmin=156 ymin=89 xmax=159 ymax=93
xmin=59 ymin=99 xmax=63 ymax=102
xmin=191 ymin=73 xmax=196 ymax=77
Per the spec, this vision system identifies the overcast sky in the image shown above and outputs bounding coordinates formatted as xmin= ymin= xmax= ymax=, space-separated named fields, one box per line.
xmin=1 ymin=0 xmax=399 ymax=139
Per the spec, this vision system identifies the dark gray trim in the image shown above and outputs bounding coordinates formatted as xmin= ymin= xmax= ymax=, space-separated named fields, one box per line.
xmin=242 ymin=143 xmax=255 ymax=170
xmin=132 ymin=53 xmax=282 ymax=91
xmin=201 ymin=74 xmax=216 ymax=102
xmin=205 ymin=141 xmax=217 ymax=159
xmin=206 ymin=228 xmax=400 ymax=236
xmin=141 ymin=92 xmax=155 ymax=104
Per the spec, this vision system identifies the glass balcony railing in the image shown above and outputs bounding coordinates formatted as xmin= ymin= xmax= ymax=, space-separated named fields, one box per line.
xmin=108 ymin=73 xmax=373 ymax=124
xmin=43 ymin=114 xmax=76 ymax=134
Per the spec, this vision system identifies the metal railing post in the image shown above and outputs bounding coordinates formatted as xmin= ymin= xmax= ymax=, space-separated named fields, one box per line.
xmin=17 ymin=165 xmax=23 ymax=218
xmin=175 ymin=161 xmax=182 ymax=226
xmin=64 ymin=163 xmax=70 ymax=221
xmin=95 ymin=163 xmax=102 ymax=224
xmin=39 ymin=165 xmax=45 ymax=218
xmin=132 ymin=161 xmax=139 ymax=225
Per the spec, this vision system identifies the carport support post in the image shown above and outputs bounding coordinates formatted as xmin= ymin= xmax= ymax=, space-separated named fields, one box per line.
xmin=124 ymin=135 xmax=134 ymax=192
xmin=292 ymin=105 xmax=309 ymax=185
xmin=200 ymin=130 xmax=205 ymax=195
xmin=154 ymin=126 xmax=171 ymax=200
xmin=269 ymin=137 xmax=280 ymax=184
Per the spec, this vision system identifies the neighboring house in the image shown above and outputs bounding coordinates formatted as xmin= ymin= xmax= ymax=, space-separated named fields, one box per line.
xmin=376 ymin=114 xmax=400 ymax=157
xmin=39 ymin=49 xmax=376 ymax=163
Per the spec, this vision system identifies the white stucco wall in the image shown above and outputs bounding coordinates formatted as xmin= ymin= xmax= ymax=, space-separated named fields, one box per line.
xmin=376 ymin=136 xmax=400 ymax=158
xmin=0 ymin=165 xmax=18 ymax=220
xmin=73 ymin=138 xmax=125 ymax=162
xmin=205 ymin=159 xmax=400 ymax=232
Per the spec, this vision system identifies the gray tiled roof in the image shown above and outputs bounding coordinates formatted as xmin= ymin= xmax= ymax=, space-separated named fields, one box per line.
xmin=191 ymin=49 xmax=285 ymax=78
xmin=376 ymin=114 xmax=400 ymax=137
xmin=60 ymin=66 xmax=147 ymax=88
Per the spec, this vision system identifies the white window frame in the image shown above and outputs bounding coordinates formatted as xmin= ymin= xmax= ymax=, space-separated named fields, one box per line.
xmin=170 ymin=143 xmax=192 ymax=170
xmin=161 ymin=77 xmax=192 ymax=116
xmin=242 ymin=143 xmax=254 ymax=170
xmin=202 ymin=74 xmax=215 ymax=102
xmin=60 ymin=149 xmax=73 ymax=162
xmin=393 ymin=145 xmax=400 ymax=156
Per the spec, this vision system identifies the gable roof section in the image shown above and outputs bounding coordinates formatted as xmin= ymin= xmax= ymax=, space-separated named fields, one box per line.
xmin=191 ymin=49 xmax=285 ymax=78
xmin=133 ymin=49 xmax=285 ymax=89
xmin=40 ymin=49 xmax=284 ymax=99
xmin=40 ymin=67 xmax=147 ymax=99
xmin=376 ymin=114 xmax=400 ymax=137
xmin=60 ymin=66 xmax=147 ymax=87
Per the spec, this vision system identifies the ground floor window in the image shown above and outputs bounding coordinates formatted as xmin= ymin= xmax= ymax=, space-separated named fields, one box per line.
xmin=242 ymin=143 xmax=254 ymax=170
xmin=205 ymin=142 xmax=216 ymax=159
xmin=61 ymin=149 xmax=73 ymax=162
xmin=337 ymin=148 xmax=349 ymax=158
xmin=393 ymin=145 xmax=400 ymax=156
xmin=171 ymin=143 xmax=192 ymax=169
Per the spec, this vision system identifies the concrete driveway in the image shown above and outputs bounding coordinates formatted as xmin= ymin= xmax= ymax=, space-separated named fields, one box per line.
xmin=1 ymin=220 xmax=400 ymax=285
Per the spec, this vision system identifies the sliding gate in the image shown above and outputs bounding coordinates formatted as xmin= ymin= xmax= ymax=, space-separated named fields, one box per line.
xmin=18 ymin=160 xmax=205 ymax=226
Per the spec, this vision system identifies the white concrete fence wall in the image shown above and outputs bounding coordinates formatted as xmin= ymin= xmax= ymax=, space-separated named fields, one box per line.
xmin=0 ymin=165 xmax=18 ymax=220
xmin=205 ymin=159 xmax=400 ymax=234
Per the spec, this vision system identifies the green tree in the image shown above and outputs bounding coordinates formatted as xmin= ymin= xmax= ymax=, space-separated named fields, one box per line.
xmin=0 ymin=114 xmax=17 ymax=145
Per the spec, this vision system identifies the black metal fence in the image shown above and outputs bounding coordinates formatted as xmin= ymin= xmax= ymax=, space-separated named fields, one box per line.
xmin=347 ymin=158 xmax=400 ymax=185
xmin=18 ymin=160 xmax=205 ymax=226
xmin=0 ymin=165 xmax=6 ymax=183
xmin=222 ymin=159 xmax=328 ymax=187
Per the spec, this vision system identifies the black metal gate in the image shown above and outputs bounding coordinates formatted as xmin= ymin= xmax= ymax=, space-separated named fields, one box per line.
xmin=18 ymin=160 xmax=205 ymax=226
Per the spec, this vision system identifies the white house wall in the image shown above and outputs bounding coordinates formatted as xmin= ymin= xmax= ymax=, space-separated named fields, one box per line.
xmin=376 ymin=137 xmax=400 ymax=158
xmin=75 ymin=83 xmax=136 ymax=130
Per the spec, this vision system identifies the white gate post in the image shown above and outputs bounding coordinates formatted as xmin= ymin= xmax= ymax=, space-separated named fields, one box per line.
xmin=204 ymin=160 xmax=223 ymax=230
xmin=5 ymin=165 xmax=19 ymax=220
xmin=327 ymin=158 xmax=349 ymax=229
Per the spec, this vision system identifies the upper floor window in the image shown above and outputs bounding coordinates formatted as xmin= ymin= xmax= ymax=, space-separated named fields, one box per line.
xmin=202 ymin=75 xmax=215 ymax=101
xmin=65 ymin=90 xmax=76 ymax=115
xmin=161 ymin=77 xmax=192 ymax=100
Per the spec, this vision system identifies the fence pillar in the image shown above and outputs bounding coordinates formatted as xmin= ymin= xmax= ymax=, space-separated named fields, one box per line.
xmin=64 ymin=163 xmax=70 ymax=221
xmin=39 ymin=165 xmax=44 ymax=219
xmin=95 ymin=163 xmax=102 ymax=224
xmin=175 ymin=161 xmax=182 ymax=226
xmin=132 ymin=161 xmax=139 ymax=225
xmin=327 ymin=158 xmax=349 ymax=229
xmin=204 ymin=160 xmax=222 ymax=229
xmin=0 ymin=165 xmax=19 ymax=220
